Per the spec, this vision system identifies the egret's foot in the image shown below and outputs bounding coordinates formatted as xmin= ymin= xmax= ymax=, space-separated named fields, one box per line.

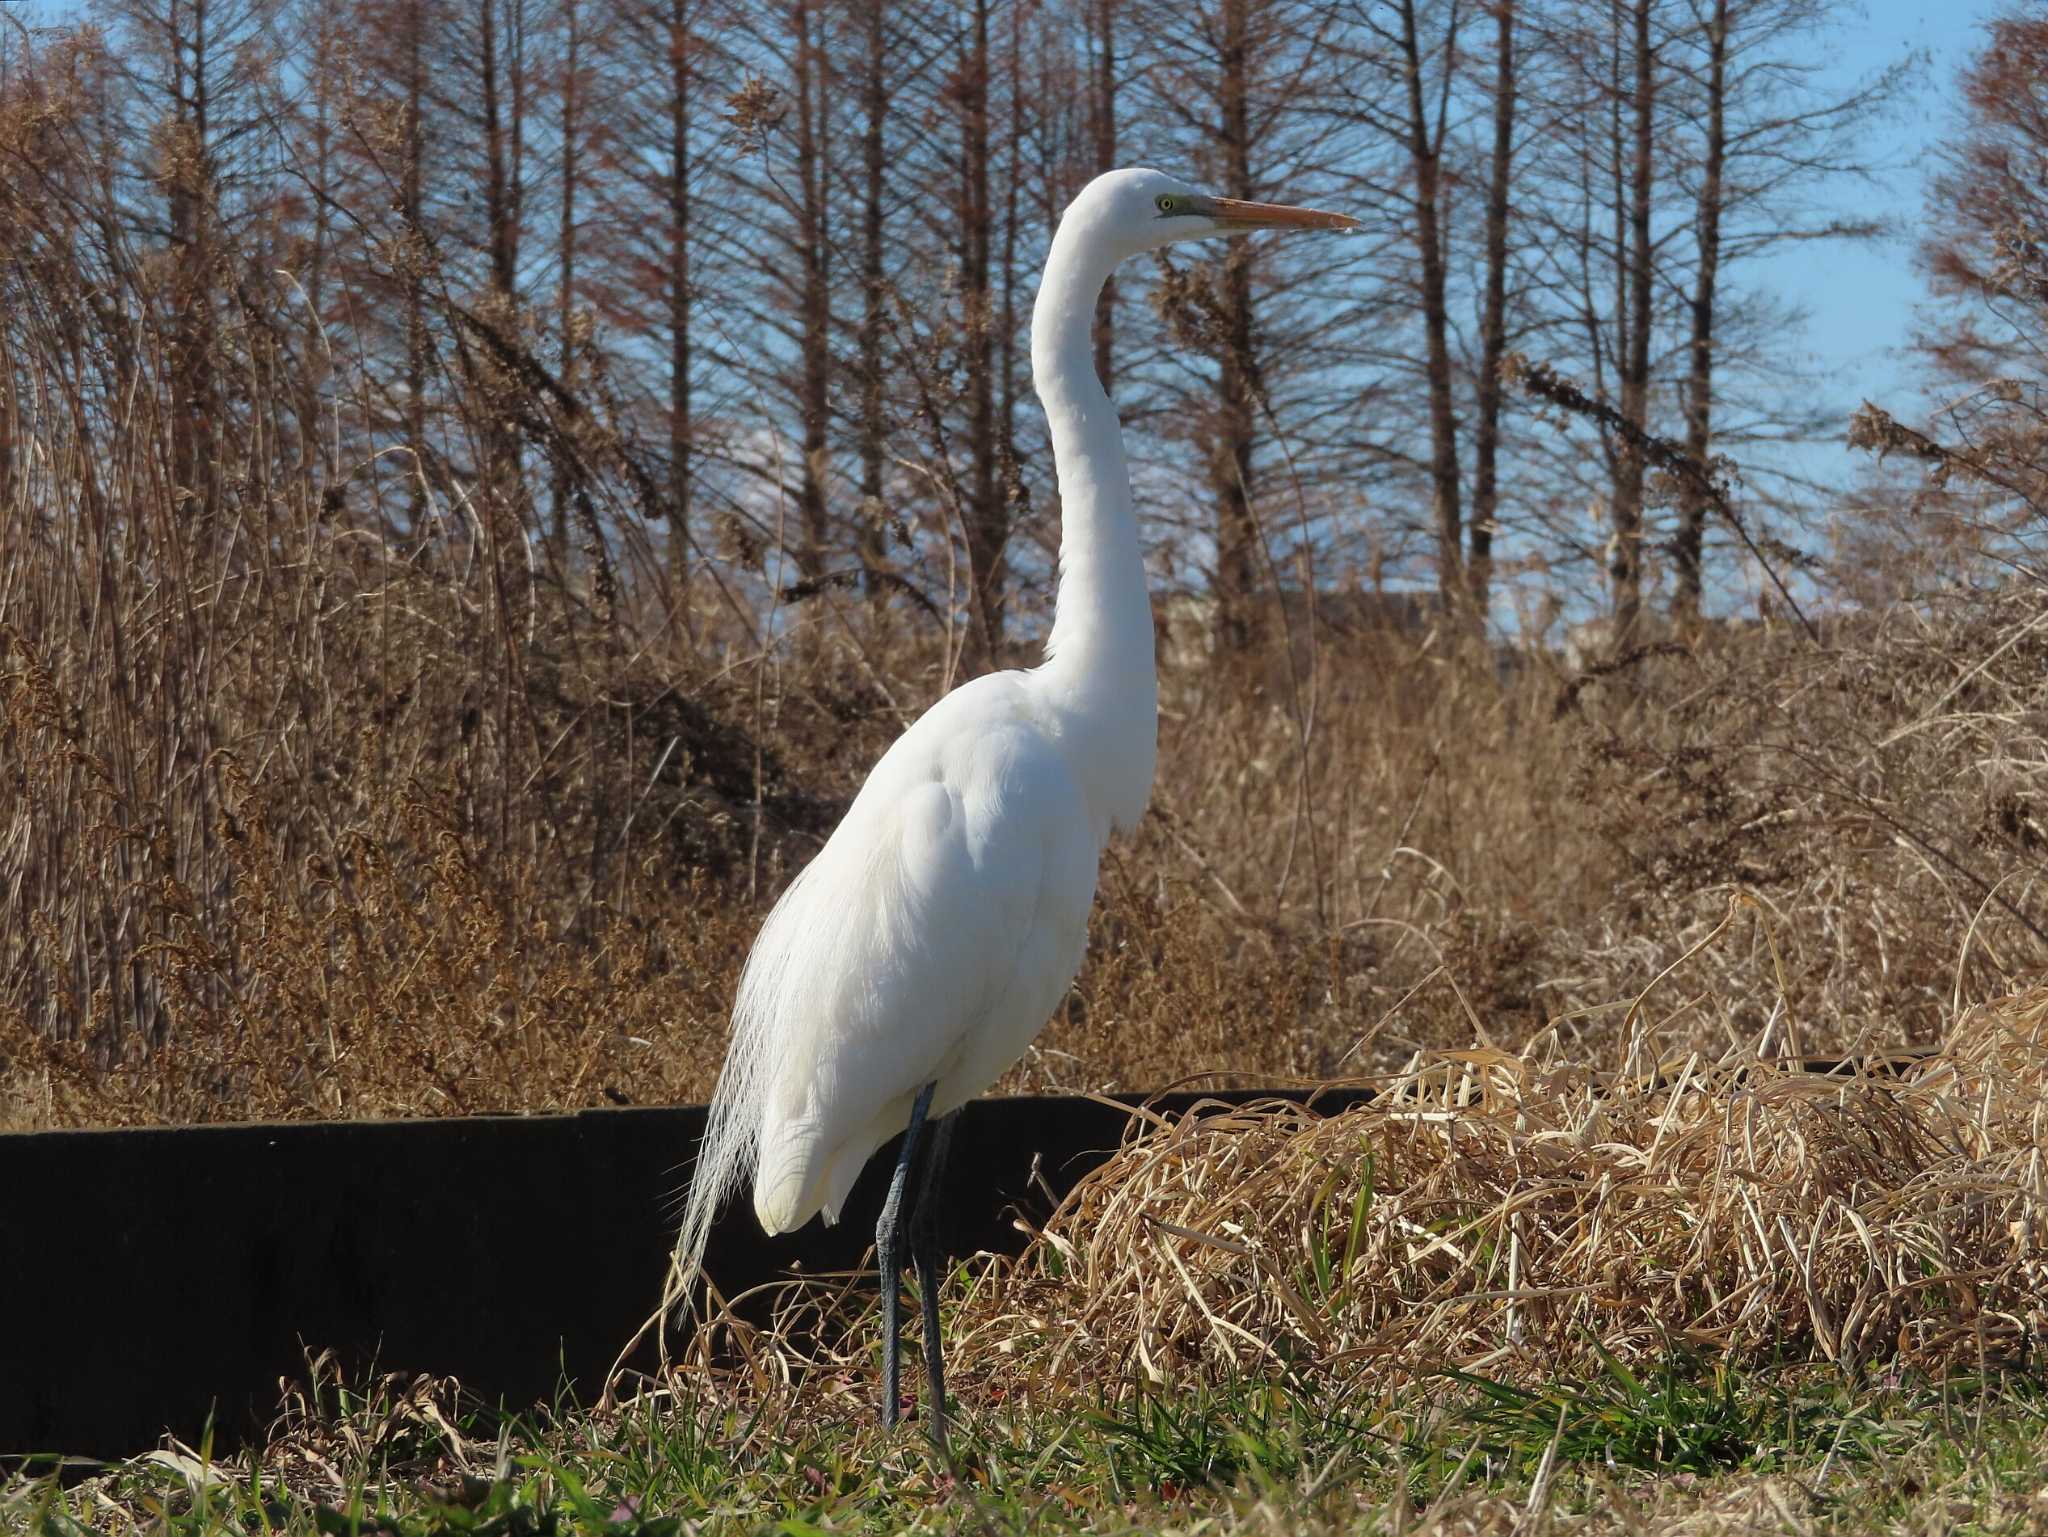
xmin=909 ymin=1110 xmax=958 ymax=1449
xmin=875 ymin=1082 xmax=937 ymax=1429
xmin=913 ymin=1254 xmax=949 ymax=1449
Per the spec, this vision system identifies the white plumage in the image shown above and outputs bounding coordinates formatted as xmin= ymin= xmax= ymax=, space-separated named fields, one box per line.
xmin=745 ymin=680 xmax=1105 ymax=1235
xmin=665 ymin=168 xmax=1356 ymax=1435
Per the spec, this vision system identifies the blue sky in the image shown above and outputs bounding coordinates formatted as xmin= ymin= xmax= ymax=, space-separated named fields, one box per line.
xmin=1775 ymin=0 xmax=1992 ymax=435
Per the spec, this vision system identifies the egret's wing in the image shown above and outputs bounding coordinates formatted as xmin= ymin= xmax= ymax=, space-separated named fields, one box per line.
xmin=740 ymin=685 xmax=1095 ymax=1233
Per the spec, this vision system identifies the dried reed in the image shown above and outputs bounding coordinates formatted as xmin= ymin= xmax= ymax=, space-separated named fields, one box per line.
xmin=649 ymin=980 xmax=2047 ymax=1426
xmin=5 ymin=17 xmax=2046 ymax=1134
xmin=963 ymin=981 xmax=2048 ymax=1404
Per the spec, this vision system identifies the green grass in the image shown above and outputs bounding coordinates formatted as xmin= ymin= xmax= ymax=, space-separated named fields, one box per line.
xmin=8 ymin=1363 xmax=2048 ymax=1535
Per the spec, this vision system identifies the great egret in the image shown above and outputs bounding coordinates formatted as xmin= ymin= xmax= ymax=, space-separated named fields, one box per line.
xmin=667 ymin=167 xmax=1356 ymax=1442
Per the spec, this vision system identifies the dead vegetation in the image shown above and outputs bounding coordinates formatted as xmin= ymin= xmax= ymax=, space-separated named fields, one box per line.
xmin=7 ymin=22 xmax=2048 ymax=1537
xmin=4 ymin=9 xmax=2046 ymax=1137
xmin=9 ymin=586 xmax=2048 ymax=1132
xmin=639 ymin=981 xmax=2046 ymax=1438
xmin=972 ymin=980 xmax=2048 ymax=1399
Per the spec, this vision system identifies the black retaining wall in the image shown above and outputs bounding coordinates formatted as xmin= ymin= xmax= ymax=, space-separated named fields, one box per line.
xmin=1 ymin=1089 xmax=1368 ymax=1462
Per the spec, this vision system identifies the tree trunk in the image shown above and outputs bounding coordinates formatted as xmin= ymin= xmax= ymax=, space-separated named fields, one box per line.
xmin=997 ymin=0 xmax=1029 ymax=627
xmin=402 ymin=0 xmax=431 ymax=536
xmin=666 ymin=0 xmax=696 ymax=592
xmin=1210 ymin=0 xmax=1263 ymax=656
xmin=551 ymin=0 xmax=581 ymax=564
xmin=305 ymin=7 xmax=332 ymax=323
xmin=1089 ymin=0 xmax=1118 ymax=390
xmin=479 ymin=0 xmax=520 ymax=300
xmin=300 ymin=0 xmax=340 ymax=480
xmin=1609 ymin=0 xmax=1654 ymax=646
xmin=791 ymin=0 xmax=832 ymax=575
xmin=477 ymin=0 xmax=526 ymax=516
xmin=1676 ymin=0 xmax=1726 ymax=624
xmin=960 ymin=0 xmax=1004 ymax=664
xmin=1469 ymin=0 xmax=1515 ymax=625
xmin=1398 ymin=0 xmax=1463 ymax=613
xmin=856 ymin=0 xmax=888 ymax=595
xmin=166 ymin=0 xmax=217 ymax=518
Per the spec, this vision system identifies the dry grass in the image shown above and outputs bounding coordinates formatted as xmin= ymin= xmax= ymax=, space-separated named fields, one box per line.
xmin=16 ymin=1349 xmax=2048 ymax=1535
xmin=3 ymin=16 xmax=2046 ymax=1153
xmin=9 ymin=574 xmax=2048 ymax=1129
xmin=19 ymin=978 xmax=2047 ymax=1532
xmin=971 ymin=980 xmax=2048 ymax=1401
xmin=1012 ymin=588 xmax=2048 ymax=1103
xmin=8 ymin=21 xmax=2048 ymax=1535
xmin=654 ymin=982 xmax=2046 ymax=1427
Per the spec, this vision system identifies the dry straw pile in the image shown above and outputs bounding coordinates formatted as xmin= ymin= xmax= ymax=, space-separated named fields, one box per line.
xmin=956 ymin=980 xmax=2048 ymax=1403
xmin=650 ymin=974 xmax=2047 ymax=1419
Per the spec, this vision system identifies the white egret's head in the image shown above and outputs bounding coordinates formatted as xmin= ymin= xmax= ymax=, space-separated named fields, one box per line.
xmin=1066 ymin=167 xmax=1357 ymax=262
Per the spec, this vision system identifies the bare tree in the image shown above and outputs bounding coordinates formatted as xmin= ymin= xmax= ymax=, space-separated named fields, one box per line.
xmin=1084 ymin=0 xmax=1122 ymax=388
xmin=853 ymin=0 xmax=891 ymax=593
xmin=1852 ymin=8 xmax=2048 ymax=531
xmin=1606 ymin=0 xmax=1656 ymax=644
xmin=1395 ymin=0 xmax=1465 ymax=609
xmin=954 ymin=0 xmax=1005 ymax=658
xmin=1328 ymin=0 xmax=1518 ymax=616
xmin=1467 ymin=0 xmax=1517 ymax=619
xmin=660 ymin=0 xmax=704 ymax=588
xmin=449 ymin=0 xmax=535 ymax=516
xmin=595 ymin=0 xmax=724 ymax=592
xmin=790 ymin=0 xmax=834 ymax=575
xmin=549 ymin=0 xmax=587 ymax=558
xmin=1141 ymin=0 xmax=1353 ymax=652
xmin=1669 ymin=0 xmax=1723 ymax=621
xmin=101 ymin=0 xmax=285 ymax=513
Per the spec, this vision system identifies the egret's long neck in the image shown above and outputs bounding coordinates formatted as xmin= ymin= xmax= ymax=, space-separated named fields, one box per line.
xmin=1034 ymin=226 xmax=1156 ymax=719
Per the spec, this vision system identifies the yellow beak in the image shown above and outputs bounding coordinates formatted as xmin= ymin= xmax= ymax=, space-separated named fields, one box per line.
xmin=1206 ymin=197 xmax=1358 ymax=232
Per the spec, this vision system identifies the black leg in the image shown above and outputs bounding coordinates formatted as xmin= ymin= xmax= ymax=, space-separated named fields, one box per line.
xmin=876 ymin=1081 xmax=935 ymax=1429
xmin=910 ymin=1109 xmax=958 ymax=1447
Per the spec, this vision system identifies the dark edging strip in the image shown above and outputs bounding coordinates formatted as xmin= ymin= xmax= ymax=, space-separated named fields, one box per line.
xmin=0 ymin=1088 xmax=1364 ymax=1461
xmin=0 ymin=1056 xmax=1919 ymax=1462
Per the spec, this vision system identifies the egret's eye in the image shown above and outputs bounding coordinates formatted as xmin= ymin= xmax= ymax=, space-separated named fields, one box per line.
xmin=1156 ymin=194 xmax=1177 ymax=214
